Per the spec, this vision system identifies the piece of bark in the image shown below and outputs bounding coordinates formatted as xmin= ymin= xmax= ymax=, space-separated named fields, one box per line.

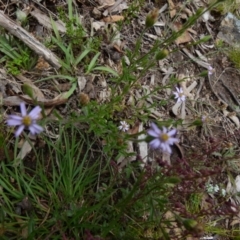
xmin=0 ymin=11 xmax=61 ymax=69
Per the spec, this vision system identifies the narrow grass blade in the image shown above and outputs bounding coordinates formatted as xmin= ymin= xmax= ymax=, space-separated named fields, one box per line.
xmin=36 ymin=75 xmax=76 ymax=83
xmin=75 ymin=49 xmax=91 ymax=66
xmin=93 ymin=66 xmax=119 ymax=77
xmin=50 ymin=16 xmax=61 ymax=41
xmin=63 ymin=81 xmax=77 ymax=98
xmin=86 ymin=52 xmax=101 ymax=73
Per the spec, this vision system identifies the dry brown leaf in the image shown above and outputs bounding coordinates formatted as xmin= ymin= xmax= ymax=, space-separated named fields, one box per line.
xmin=103 ymin=0 xmax=128 ymax=16
xmin=98 ymin=0 xmax=115 ymax=9
xmin=223 ymin=109 xmax=240 ymax=128
xmin=201 ymin=193 xmax=213 ymax=211
xmin=49 ymin=83 xmax=72 ymax=92
xmin=77 ymin=76 xmax=87 ymax=92
xmin=92 ymin=21 xmax=105 ymax=31
xmin=16 ymin=135 xmax=37 ymax=163
xmin=168 ymin=0 xmax=176 ymax=18
xmin=163 ymin=211 xmax=182 ymax=235
xmin=102 ymin=15 xmax=124 ymax=23
xmin=128 ymin=122 xmax=139 ymax=135
xmin=172 ymin=22 xmax=192 ymax=45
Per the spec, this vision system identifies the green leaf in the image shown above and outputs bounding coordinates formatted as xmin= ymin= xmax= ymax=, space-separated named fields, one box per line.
xmin=36 ymin=75 xmax=76 ymax=83
xmin=63 ymin=81 xmax=77 ymax=98
xmin=50 ymin=17 xmax=61 ymax=41
xmin=93 ymin=66 xmax=119 ymax=77
xmin=86 ymin=52 xmax=100 ymax=73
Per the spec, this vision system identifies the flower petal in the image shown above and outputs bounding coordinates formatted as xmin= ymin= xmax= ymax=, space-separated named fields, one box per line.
xmin=150 ymin=122 xmax=161 ymax=135
xmin=7 ymin=115 xmax=23 ymax=125
xmin=29 ymin=124 xmax=43 ymax=135
xmin=181 ymin=96 xmax=186 ymax=101
xmin=165 ymin=145 xmax=172 ymax=154
xmin=29 ymin=106 xmax=42 ymax=119
xmin=162 ymin=127 xmax=167 ymax=134
xmin=149 ymin=139 xmax=161 ymax=149
xmin=8 ymin=115 xmax=23 ymax=121
xmin=147 ymin=129 xmax=159 ymax=138
xmin=168 ymin=129 xmax=177 ymax=137
xmin=20 ymin=102 xmax=27 ymax=116
xmin=15 ymin=125 xmax=25 ymax=137
xmin=161 ymin=143 xmax=172 ymax=154
xmin=173 ymin=92 xmax=178 ymax=97
xmin=176 ymin=87 xmax=180 ymax=93
xmin=7 ymin=118 xmax=22 ymax=126
xmin=167 ymin=138 xmax=178 ymax=145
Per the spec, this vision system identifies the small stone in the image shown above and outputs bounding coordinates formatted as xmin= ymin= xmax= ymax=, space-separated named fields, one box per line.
xmin=217 ymin=12 xmax=240 ymax=46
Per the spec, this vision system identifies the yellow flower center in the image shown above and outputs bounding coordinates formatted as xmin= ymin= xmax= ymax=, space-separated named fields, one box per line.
xmin=179 ymin=92 xmax=184 ymax=97
xmin=22 ymin=116 xmax=32 ymax=126
xmin=160 ymin=133 xmax=169 ymax=142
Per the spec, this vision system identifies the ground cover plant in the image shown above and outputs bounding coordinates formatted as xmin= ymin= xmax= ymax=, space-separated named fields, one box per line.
xmin=1 ymin=0 xmax=240 ymax=239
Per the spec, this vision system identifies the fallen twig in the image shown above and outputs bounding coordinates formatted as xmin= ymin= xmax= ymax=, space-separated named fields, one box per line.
xmin=0 ymin=11 xmax=61 ymax=69
xmin=182 ymin=47 xmax=209 ymax=69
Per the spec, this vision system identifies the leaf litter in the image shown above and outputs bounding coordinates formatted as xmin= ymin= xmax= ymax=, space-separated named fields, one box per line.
xmin=1 ymin=0 xmax=240 ymax=238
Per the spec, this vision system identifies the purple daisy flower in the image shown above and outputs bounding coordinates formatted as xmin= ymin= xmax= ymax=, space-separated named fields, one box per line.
xmin=7 ymin=102 xmax=43 ymax=137
xmin=208 ymin=65 xmax=214 ymax=76
xmin=173 ymin=87 xmax=186 ymax=103
xmin=147 ymin=122 xmax=178 ymax=154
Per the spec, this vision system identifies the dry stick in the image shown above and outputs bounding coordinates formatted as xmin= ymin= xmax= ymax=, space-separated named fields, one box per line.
xmin=0 ymin=11 xmax=61 ymax=69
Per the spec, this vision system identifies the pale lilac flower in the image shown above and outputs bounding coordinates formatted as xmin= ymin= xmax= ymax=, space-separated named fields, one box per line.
xmin=201 ymin=115 xmax=207 ymax=123
xmin=147 ymin=122 xmax=178 ymax=154
xmin=173 ymin=87 xmax=186 ymax=103
xmin=7 ymin=102 xmax=43 ymax=137
xmin=206 ymin=183 xmax=219 ymax=194
xmin=118 ymin=121 xmax=129 ymax=132
xmin=208 ymin=65 xmax=214 ymax=76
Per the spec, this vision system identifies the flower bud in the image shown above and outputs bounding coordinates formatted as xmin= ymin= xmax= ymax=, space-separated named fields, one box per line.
xmin=145 ymin=8 xmax=159 ymax=28
xmin=22 ymin=83 xmax=34 ymax=99
xmin=182 ymin=219 xmax=198 ymax=231
xmin=79 ymin=92 xmax=90 ymax=106
xmin=156 ymin=49 xmax=169 ymax=60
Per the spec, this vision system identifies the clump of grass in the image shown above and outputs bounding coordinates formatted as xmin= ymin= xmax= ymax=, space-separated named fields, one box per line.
xmin=211 ymin=0 xmax=240 ymax=15
xmin=228 ymin=46 xmax=240 ymax=69
xmin=0 ymin=33 xmax=37 ymax=75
